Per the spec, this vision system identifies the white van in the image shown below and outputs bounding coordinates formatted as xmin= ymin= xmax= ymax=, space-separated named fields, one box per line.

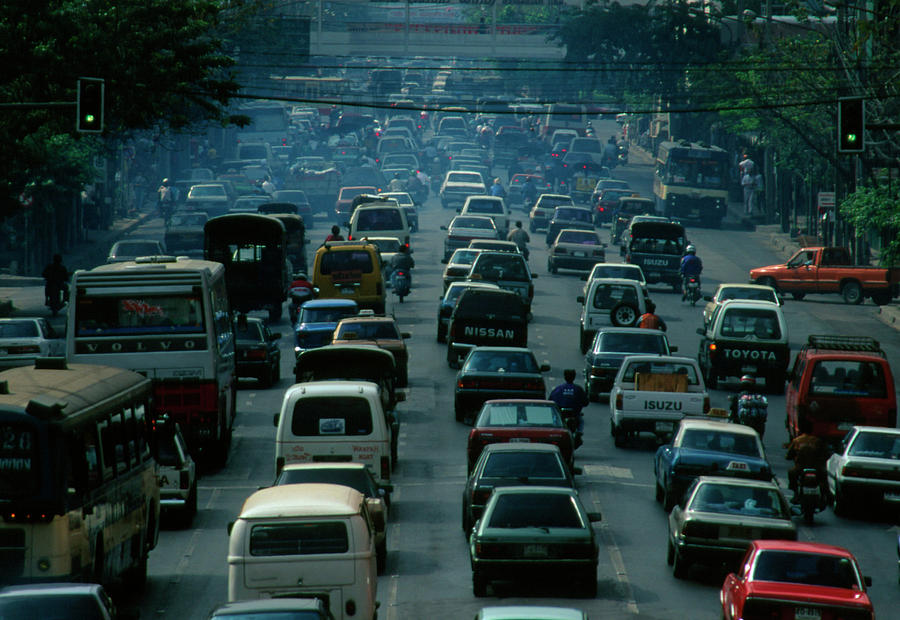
xmin=227 ymin=483 xmax=377 ymax=620
xmin=348 ymin=204 xmax=411 ymax=249
xmin=459 ymin=195 xmax=510 ymax=237
xmin=274 ymin=382 xmax=392 ymax=485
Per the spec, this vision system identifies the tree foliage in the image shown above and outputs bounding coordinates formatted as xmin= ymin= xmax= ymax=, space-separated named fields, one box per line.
xmin=0 ymin=0 xmax=244 ymax=219
xmin=839 ymin=185 xmax=900 ymax=265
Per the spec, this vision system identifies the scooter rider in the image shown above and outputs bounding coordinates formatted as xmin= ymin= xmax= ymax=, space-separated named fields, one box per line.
xmin=388 ymin=244 xmax=415 ymax=290
xmin=729 ymin=374 xmax=757 ymax=423
xmin=506 ymin=220 xmax=530 ymax=260
xmin=786 ymin=418 xmax=830 ymax=503
xmin=549 ymin=369 xmax=589 ymax=447
xmin=42 ymin=253 xmax=69 ymax=316
xmin=679 ymin=244 xmax=703 ymax=301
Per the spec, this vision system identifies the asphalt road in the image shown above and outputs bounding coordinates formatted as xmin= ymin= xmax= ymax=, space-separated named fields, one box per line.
xmin=24 ymin=120 xmax=898 ymax=619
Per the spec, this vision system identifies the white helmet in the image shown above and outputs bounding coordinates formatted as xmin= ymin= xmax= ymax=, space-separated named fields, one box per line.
xmin=686 ymin=244 xmax=696 ymax=254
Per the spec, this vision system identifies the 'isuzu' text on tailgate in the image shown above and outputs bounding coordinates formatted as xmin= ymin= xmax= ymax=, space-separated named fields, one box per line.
xmin=643 ymin=400 xmax=683 ymax=411
xmin=464 ymin=326 xmax=515 ymax=339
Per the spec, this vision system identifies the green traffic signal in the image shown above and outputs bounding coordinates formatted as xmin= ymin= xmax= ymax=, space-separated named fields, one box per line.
xmin=77 ymin=78 xmax=104 ymax=133
xmin=837 ymin=97 xmax=864 ymax=153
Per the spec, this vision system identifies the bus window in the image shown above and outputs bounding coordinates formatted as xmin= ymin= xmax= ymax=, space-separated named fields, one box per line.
xmin=83 ymin=429 xmax=102 ymax=488
xmin=97 ymin=418 xmax=115 ymax=481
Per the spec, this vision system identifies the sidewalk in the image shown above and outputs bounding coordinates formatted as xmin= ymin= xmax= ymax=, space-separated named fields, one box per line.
xmin=0 ymin=211 xmax=156 ymax=319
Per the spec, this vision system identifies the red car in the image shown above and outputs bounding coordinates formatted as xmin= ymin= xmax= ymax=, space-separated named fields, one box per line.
xmin=466 ymin=399 xmax=574 ymax=474
xmin=721 ymin=540 xmax=874 ymax=620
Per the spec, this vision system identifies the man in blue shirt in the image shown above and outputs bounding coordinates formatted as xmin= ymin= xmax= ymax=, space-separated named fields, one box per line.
xmin=490 ymin=177 xmax=506 ymax=198
xmin=679 ymin=244 xmax=703 ymax=301
xmin=549 ymin=369 xmax=589 ymax=445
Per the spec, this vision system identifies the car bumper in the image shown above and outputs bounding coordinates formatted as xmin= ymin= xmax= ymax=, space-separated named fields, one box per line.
xmin=586 ymin=371 xmax=617 ymax=396
xmin=674 ymin=537 xmax=751 ymax=565
xmin=471 ymin=557 xmax=597 ymax=579
xmin=835 ymin=478 xmax=900 ymax=502
xmin=612 ymin=411 xmax=684 ymax=435
xmin=236 ymin=360 xmax=275 ymax=378
xmin=550 ymin=255 xmax=603 ymax=271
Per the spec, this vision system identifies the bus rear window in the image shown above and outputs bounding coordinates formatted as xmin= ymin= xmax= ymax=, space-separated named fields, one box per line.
xmin=75 ymin=295 xmax=205 ymax=336
xmin=290 ymin=396 xmax=373 ymax=436
xmin=0 ymin=422 xmax=38 ymax=498
xmin=250 ymin=521 xmax=349 ymax=556
xmin=809 ymin=360 xmax=887 ymax=398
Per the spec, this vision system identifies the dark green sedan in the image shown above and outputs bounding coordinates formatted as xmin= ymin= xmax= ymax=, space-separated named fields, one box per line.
xmin=469 ymin=486 xmax=601 ymax=598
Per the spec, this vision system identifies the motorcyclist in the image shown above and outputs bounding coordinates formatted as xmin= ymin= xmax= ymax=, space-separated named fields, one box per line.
xmin=679 ymin=244 xmax=703 ymax=301
xmin=325 ymin=225 xmax=344 ymax=243
xmin=157 ymin=178 xmax=176 ymax=222
xmin=388 ymin=244 xmax=415 ymax=291
xmin=522 ymin=176 xmax=538 ymax=207
xmin=729 ymin=375 xmax=758 ymax=423
xmin=549 ymin=369 xmax=589 ymax=446
xmin=42 ymin=253 xmax=69 ymax=316
xmin=636 ymin=301 xmax=667 ymax=331
xmin=786 ymin=418 xmax=830 ymax=503
xmin=388 ymin=172 xmax=405 ymax=192
xmin=407 ymin=170 xmax=425 ymax=201
xmin=490 ymin=177 xmax=506 ymax=198
xmin=506 ymin=220 xmax=530 ymax=259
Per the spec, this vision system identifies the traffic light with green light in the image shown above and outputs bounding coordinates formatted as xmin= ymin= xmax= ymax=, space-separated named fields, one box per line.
xmin=838 ymin=97 xmax=864 ymax=153
xmin=77 ymin=78 xmax=104 ymax=133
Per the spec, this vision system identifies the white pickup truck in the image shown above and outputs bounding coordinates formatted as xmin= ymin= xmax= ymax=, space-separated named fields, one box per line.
xmin=609 ymin=355 xmax=709 ymax=447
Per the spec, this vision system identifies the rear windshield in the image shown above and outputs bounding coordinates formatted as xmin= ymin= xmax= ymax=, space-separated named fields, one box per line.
xmin=457 ymin=291 xmax=524 ymax=318
xmin=809 ymin=360 xmax=887 ymax=398
xmin=482 ymin=451 xmax=567 ymax=480
xmin=477 ymin=402 xmax=560 ymax=426
xmin=464 ymin=350 xmax=539 ymax=374
xmin=467 ymin=200 xmax=503 ymax=214
xmin=0 ymin=594 xmax=109 ymax=620
xmin=250 ymin=521 xmax=349 ymax=556
xmin=621 ymin=359 xmax=701 ymax=385
xmin=290 ymin=396 xmax=373 ymax=436
xmin=751 ymin=551 xmax=860 ymax=589
xmin=319 ymin=250 xmax=374 ymax=275
xmin=720 ymin=308 xmax=782 ymax=339
xmin=298 ymin=305 xmax=356 ymax=324
xmin=592 ymin=265 xmax=644 ymax=282
xmin=558 ymin=231 xmax=599 ymax=245
xmin=555 ymin=208 xmax=592 ymax=222
xmin=847 ymin=431 xmax=900 ymax=458
xmin=276 ymin=469 xmax=372 ymax=495
xmin=680 ymin=429 xmax=761 ymax=458
xmin=356 ymin=209 xmax=403 ymax=231
xmin=719 ymin=287 xmax=778 ymax=304
xmin=597 ymin=332 xmax=667 ymax=354
xmin=471 ymin=254 xmax=529 ymax=282
xmin=488 ymin=493 xmax=582 ymax=529
xmin=591 ymin=284 xmax=639 ymax=310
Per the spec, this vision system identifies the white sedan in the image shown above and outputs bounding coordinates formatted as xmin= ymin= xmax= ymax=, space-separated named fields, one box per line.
xmin=826 ymin=425 xmax=900 ymax=515
xmin=0 ymin=318 xmax=65 ymax=370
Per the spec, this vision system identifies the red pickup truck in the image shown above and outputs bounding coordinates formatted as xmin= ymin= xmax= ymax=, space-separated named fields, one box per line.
xmin=750 ymin=246 xmax=899 ymax=305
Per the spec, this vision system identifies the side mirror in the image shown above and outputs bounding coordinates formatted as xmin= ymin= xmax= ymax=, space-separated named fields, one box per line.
xmin=702 ymin=295 xmax=712 ymax=301
xmin=864 ymin=576 xmax=872 ymax=587
xmin=401 ymin=332 xmax=411 ymax=339
xmin=227 ymin=521 xmax=235 ymax=536
xmin=696 ymin=328 xmax=705 ymax=336
xmin=576 ymin=296 xmax=585 ymax=304
xmin=669 ymin=345 xmax=678 ymax=353
xmin=440 ymin=225 xmax=448 ymax=231
xmin=273 ymin=413 xmax=280 ymax=427
xmin=441 ymin=257 xmax=448 ymax=264
xmin=587 ymin=511 xmax=602 ymax=522
xmin=395 ymin=391 xmax=406 ymax=402
xmin=540 ymin=363 xmax=551 ymax=372
xmin=580 ymin=274 xmax=588 ymax=281
xmin=531 ymin=273 xmax=538 ymax=279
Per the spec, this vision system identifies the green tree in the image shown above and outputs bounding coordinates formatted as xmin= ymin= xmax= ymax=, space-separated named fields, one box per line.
xmin=0 ymin=0 xmax=243 ymax=220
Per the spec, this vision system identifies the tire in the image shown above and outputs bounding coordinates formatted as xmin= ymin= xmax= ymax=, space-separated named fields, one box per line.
xmin=376 ymin=538 xmax=387 ymax=574
xmin=462 ymin=502 xmax=472 ymax=533
xmin=758 ymin=277 xmax=778 ymax=292
xmin=581 ymin=566 xmax=598 ymax=598
xmin=473 ymin=571 xmax=488 ymax=597
xmin=705 ymin=367 xmax=718 ymax=390
xmin=872 ymin=292 xmax=891 ymax=306
xmin=791 ymin=292 xmax=806 ymax=301
xmin=832 ymin=484 xmax=847 ymax=516
xmin=655 ymin=480 xmax=664 ymax=503
xmin=258 ymin=366 xmax=273 ymax=389
xmin=93 ymin=539 xmax=105 ymax=584
xmin=666 ymin=538 xmax=675 ymax=566
xmin=436 ymin=327 xmax=446 ymax=343
xmin=580 ymin=330 xmax=592 ymax=355
xmin=672 ymin=282 xmax=682 ymax=294
xmin=183 ymin=482 xmax=198 ymax=527
xmin=672 ymin=548 xmax=689 ymax=579
xmin=612 ymin=422 xmax=626 ymax=448
xmin=124 ymin=541 xmax=148 ymax=590
xmin=841 ymin=281 xmax=863 ymax=305
xmin=663 ymin=485 xmax=677 ymax=511
xmin=610 ymin=302 xmax=638 ymax=327
xmin=454 ymin=406 xmax=465 ymax=423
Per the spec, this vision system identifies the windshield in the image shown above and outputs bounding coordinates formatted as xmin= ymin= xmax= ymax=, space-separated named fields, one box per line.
xmin=0 ymin=594 xmax=110 ymax=620
xmin=477 ymin=402 xmax=560 ymax=426
xmin=276 ymin=469 xmax=373 ymax=496
xmin=688 ymin=483 xmax=787 ymax=519
xmin=809 ymin=360 xmax=887 ymax=398
xmin=75 ymin=294 xmax=205 ymax=336
xmin=663 ymin=153 xmax=727 ymax=189
xmin=488 ymin=493 xmax=583 ymax=529
xmin=0 ymin=321 xmax=39 ymax=338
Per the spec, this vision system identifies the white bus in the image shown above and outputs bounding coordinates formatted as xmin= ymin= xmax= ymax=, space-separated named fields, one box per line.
xmin=0 ymin=359 xmax=159 ymax=586
xmin=67 ymin=256 xmax=236 ymax=464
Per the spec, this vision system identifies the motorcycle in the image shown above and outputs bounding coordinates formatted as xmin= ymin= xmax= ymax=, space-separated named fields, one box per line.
xmin=684 ymin=276 xmax=701 ymax=306
xmin=731 ymin=393 xmax=768 ymax=438
xmin=393 ymin=270 xmax=410 ymax=303
xmin=796 ymin=468 xmax=828 ymax=525
xmin=45 ymin=281 xmax=67 ymax=317
xmin=617 ymin=143 xmax=629 ymax=165
xmin=559 ymin=407 xmax=583 ymax=449
xmin=287 ymin=284 xmax=314 ymax=324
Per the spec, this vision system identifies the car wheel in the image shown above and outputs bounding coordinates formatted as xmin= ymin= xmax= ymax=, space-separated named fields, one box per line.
xmin=376 ymin=537 xmax=387 ymax=574
xmin=436 ymin=327 xmax=445 ymax=343
xmin=462 ymin=502 xmax=471 ymax=533
xmin=454 ymin=406 xmax=465 ymax=423
xmin=663 ymin=485 xmax=676 ymax=511
xmin=183 ymin=481 xmax=198 ymax=527
xmin=767 ymin=372 xmax=785 ymax=395
xmin=666 ymin=538 xmax=675 ymax=566
xmin=672 ymin=548 xmax=689 ymax=579
xmin=832 ymin=484 xmax=848 ymax=516
xmin=872 ymin=292 xmax=891 ymax=306
xmin=472 ymin=571 xmax=488 ymax=597
xmin=791 ymin=292 xmax=806 ymax=301
xmin=612 ymin=423 xmax=626 ymax=448
xmin=705 ymin=367 xmax=718 ymax=390
xmin=549 ymin=260 xmax=557 ymax=274
xmin=581 ymin=566 xmax=598 ymax=598
xmin=579 ymin=329 xmax=591 ymax=354
xmin=655 ymin=480 xmax=664 ymax=503
xmin=268 ymin=305 xmax=282 ymax=322
xmin=841 ymin=281 xmax=863 ymax=305
xmin=610 ymin=302 xmax=638 ymax=327
xmin=258 ymin=367 xmax=272 ymax=389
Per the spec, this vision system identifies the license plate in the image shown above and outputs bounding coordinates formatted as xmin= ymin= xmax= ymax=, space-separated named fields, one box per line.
xmin=654 ymin=421 xmax=674 ymax=433
xmin=340 ymin=286 xmax=356 ymax=294
xmin=802 ymin=486 xmax=820 ymax=496
xmin=794 ymin=607 xmax=821 ymax=620
xmin=509 ymin=437 xmax=530 ymax=443
xmin=741 ymin=365 xmax=757 ymax=373
xmin=523 ymin=544 xmax=548 ymax=557
xmin=884 ymin=492 xmax=900 ymax=502
xmin=647 ymin=272 xmax=661 ymax=279
xmin=574 ymin=251 xmax=586 ymax=257
xmin=690 ymin=209 xmax=700 ymax=217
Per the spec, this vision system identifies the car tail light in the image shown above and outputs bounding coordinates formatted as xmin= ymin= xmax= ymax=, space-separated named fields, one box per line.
xmin=381 ymin=456 xmax=391 ymax=481
xmin=841 ymin=465 xmax=866 ymax=478
xmin=590 ymin=367 xmax=608 ymax=378
xmin=703 ymin=396 xmax=710 ymax=413
xmin=7 ymin=345 xmax=40 ymax=354
xmin=615 ymin=393 xmax=623 ymax=409
xmin=683 ymin=521 xmax=718 ymax=538
xmin=458 ymin=378 xmax=478 ymax=389
xmin=555 ymin=247 xmax=567 ymax=254
xmin=180 ymin=470 xmax=190 ymax=489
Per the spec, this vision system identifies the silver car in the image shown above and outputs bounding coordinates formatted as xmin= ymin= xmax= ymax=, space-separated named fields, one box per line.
xmin=0 ymin=318 xmax=65 ymax=370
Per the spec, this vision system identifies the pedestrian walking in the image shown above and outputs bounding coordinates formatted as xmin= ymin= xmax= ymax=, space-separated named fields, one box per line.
xmin=741 ymin=171 xmax=757 ymax=216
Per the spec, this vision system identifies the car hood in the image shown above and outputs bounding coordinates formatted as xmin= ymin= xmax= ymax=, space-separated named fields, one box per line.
xmin=743 ymin=581 xmax=872 ymax=609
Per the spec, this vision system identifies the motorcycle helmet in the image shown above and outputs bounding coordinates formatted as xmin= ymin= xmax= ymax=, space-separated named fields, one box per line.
xmin=740 ymin=375 xmax=756 ymax=387
xmin=686 ymin=244 xmax=696 ymax=254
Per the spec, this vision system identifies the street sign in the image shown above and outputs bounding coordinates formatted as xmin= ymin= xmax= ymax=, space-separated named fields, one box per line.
xmin=817 ymin=191 xmax=835 ymax=214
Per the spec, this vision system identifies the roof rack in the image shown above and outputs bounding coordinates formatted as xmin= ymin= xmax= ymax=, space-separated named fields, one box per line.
xmin=806 ymin=335 xmax=883 ymax=354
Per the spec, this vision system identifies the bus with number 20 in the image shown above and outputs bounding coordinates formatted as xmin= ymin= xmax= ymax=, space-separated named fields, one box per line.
xmin=0 ymin=359 xmax=159 ymax=586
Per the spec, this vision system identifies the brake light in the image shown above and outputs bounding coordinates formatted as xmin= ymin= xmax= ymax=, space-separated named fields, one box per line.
xmin=472 ymin=487 xmax=493 ymax=505
xmin=841 ymin=466 xmax=866 ymax=478
xmin=7 ymin=345 xmax=39 ymax=354
xmin=180 ymin=470 xmax=190 ymax=489
xmin=703 ymin=396 xmax=710 ymax=413
xmin=458 ymin=378 xmax=478 ymax=389
xmin=246 ymin=348 xmax=267 ymax=361
xmin=615 ymin=394 xmax=623 ymax=409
